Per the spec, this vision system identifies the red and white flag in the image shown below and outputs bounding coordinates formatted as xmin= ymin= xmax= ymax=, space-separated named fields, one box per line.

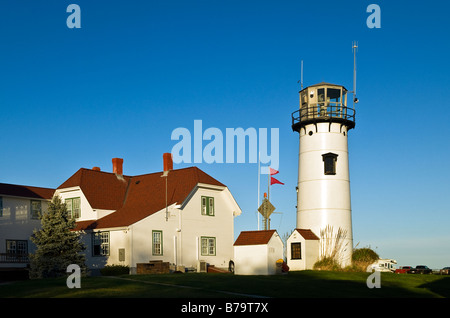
xmin=269 ymin=167 xmax=279 ymax=175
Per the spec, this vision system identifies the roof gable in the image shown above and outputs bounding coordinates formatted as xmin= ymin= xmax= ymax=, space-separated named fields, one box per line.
xmin=233 ymin=230 xmax=277 ymax=246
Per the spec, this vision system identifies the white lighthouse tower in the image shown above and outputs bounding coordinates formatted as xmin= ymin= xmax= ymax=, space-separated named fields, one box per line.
xmin=291 ymin=81 xmax=356 ymax=267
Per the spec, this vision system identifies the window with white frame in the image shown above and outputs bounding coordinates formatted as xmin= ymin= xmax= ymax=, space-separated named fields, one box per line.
xmin=65 ymin=197 xmax=81 ymax=219
xmin=152 ymin=230 xmax=163 ymax=256
xmin=6 ymin=240 xmax=28 ymax=255
xmin=201 ymin=236 xmax=216 ymax=256
xmin=31 ymin=200 xmax=41 ymax=219
xmin=92 ymin=231 xmax=109 ymax=256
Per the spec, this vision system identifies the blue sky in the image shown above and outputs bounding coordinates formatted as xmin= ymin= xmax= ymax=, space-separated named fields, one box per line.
xmin=1 ymin=0 xmax=449 ymax=268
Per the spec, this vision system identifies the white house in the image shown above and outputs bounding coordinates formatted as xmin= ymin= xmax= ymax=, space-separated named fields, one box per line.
xmin=286 ymin=229 xmax=320 ymax=271
xmin=233 ymin=230 xmax=283 ymax=275
xmin=1 ymin=154 xmax=241 ymax=275
xmin=0 ymin=183 xmax=54 ymax=269
xmin=54 ymin=154 xmax=241 ymax=274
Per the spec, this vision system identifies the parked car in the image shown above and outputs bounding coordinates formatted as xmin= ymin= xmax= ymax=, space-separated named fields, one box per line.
xmin=395 ymin=266 xmax=413 ymax=274
xmin=409 ymin=265 xmax=432 ymax=274
xmin=439 ymin=267 xmax=450 ymax=275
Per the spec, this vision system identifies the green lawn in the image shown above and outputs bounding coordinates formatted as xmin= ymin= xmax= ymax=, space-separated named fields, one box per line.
xmin=1 ymin=271 xmax=449 ymax=298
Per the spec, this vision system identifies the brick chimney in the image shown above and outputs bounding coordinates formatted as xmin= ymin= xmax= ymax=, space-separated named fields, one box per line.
xmin=163 ymin=153 xmax=173 ymax=172
xmin=112 ymin=158 xmax=123 ymax=175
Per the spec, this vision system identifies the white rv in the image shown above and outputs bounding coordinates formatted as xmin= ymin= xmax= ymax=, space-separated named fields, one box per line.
xmin=366 ymin=259 xmax=397 ymax=273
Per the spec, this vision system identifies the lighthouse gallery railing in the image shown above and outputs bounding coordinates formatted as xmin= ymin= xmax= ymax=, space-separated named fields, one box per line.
xmin=292 ymin=104 xmax=355 ymax=131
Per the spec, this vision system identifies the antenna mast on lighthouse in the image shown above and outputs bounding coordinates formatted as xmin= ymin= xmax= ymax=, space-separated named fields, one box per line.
xmin=352 ymin=41 xmax=359 ymax=108
xmin=301 ymin=60 xmax=304 ymax=90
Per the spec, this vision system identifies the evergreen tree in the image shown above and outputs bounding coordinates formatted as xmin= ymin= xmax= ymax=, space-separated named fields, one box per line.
xmin=29 ymin=196 xmax=86 ymax=279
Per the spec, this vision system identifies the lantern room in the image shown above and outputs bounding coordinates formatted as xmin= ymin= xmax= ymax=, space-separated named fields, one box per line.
xmin=291 ymin=82 xmax=355 ymax=132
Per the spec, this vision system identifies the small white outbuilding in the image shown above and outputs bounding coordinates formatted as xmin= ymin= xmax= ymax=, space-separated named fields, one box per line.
xmin=286 ymin=228 xmax=320 ymax=271
xmin=233 ymin=230 xmax=284 ymax=275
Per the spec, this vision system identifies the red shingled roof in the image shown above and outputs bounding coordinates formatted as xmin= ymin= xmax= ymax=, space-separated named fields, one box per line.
xmin=294 ymin=229 xmax=320 ymax=240
xmin=61 ymin=166 xmax=225 ymax=230
xmin=57 ymin=168 xmax=131 ymax=211
xmin=0 ymin=183 xmax=54 ymax=199
xmin=233 ymin=230 xmax=277 ymax=246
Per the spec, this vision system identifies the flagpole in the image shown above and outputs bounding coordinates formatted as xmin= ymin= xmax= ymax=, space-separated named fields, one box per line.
xmin=268 ymin=169 xmax=271 ymax=231
xmin=257 ymin=151 xmax=260 ymax=231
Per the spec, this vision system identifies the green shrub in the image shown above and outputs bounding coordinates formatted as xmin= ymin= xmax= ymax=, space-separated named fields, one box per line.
xmin=313 ymin=247 xmax=380 ymax=272
xmin=100 ymin=265 xmax=130 ymax=276
xmin=352 ymin=247 xmax=379 ymax=262
xmin=351 ymin=247 xmax=379 ymax=272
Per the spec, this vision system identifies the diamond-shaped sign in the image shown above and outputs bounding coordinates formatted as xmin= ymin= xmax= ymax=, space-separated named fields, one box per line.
xmin=258 ymin=198 xmax=275 ymax=219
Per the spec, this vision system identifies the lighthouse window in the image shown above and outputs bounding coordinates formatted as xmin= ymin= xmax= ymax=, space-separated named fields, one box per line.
xmin=322 ymin=153 xmax=338 ymax=175
xmin=327 ymin=88 xmax=342 ymax=104
xmin=317 ymin=88 xmax=327 ymax=116
xmin=317 ymin=88 xmax=325 ymax=103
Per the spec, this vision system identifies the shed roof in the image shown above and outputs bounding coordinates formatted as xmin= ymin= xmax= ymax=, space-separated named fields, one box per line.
xmin=294 ymin=229 xmax=320 ymax=240
xmin=233 ymin=230 xmax=278 ymax=246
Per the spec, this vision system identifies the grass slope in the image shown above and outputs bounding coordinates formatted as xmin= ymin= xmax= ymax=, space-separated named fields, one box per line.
xmin=0 ymin=271 xmax=449 ymax=298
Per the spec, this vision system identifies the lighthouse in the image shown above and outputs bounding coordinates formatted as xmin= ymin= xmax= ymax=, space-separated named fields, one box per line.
xmin=291 ymin=82 xmax=356 ymax=267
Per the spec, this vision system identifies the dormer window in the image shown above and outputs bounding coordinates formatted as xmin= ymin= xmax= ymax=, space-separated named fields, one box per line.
xmin=322 ymin=153 xmax=338 ymax=175
xmin=65 ymin=197 xmax=81 ymax=219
